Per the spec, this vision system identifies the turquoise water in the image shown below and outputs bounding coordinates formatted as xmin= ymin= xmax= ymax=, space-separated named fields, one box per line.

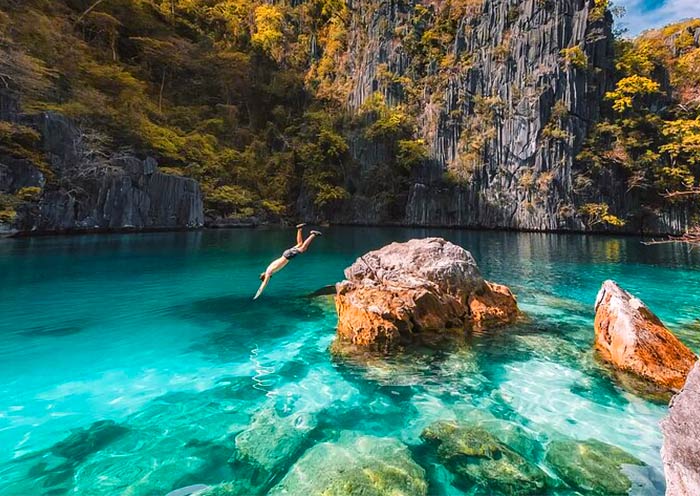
xmin=1 ymin=227 xmax=699 ymax=495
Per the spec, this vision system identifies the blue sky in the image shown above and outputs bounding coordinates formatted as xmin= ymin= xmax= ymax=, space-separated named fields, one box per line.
xmin=615 ymin=0 xmax=700 ymax=35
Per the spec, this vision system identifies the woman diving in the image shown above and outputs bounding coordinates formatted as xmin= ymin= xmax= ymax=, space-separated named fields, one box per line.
xmin=254 ymin=224 xmax=323 ymax=300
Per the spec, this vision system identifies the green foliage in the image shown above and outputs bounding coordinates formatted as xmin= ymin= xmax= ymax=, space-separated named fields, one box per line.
xmin=579 ymin=203 xmax=625 ymax=228
xmin=560 ymin=46 xmax=588 ymax=69
xmin=0 ymin=208 xmax=16 ymax=223
xmin=579 ymin=18 xmax=700 ymax=223
xmin=0 ymin=0 xmax=366 ymax=220
xmin=590 ymin=0 xmax=609 ymax=22
xmin=252 ymin=5 xmax=285 ymax=59
xmin=206 ymin=185 xmax=255 ymax=217
xmin=0 ymin=121 xmax=49 ymax=174
xmin=16 ymin=186 xmax=42 ymax=202
xmin=660 ymin=118 xmax=700 ymax=166
xmin=397 ymin=139 xmax=428 ymax=171
xmin=605 ymin=75 xmax=661 ymax=113
xmin=365 ymin=107 xmax=415 ymax=141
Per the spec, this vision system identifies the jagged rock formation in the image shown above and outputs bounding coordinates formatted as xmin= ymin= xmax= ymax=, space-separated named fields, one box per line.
xmin=1 ymin=93 xmax=203 ymax=235
xmin=297 ymin=1 xmax=693 ymax=234
xmin=594 ymin=280 xmax=697 ymax=392
xmin=299 ymin=0 xmax=622 ymax=230
xmin=334 ymin=237 xmax=518 ymax=351
xmin=662 ymin=362 xmax=700 ymax=496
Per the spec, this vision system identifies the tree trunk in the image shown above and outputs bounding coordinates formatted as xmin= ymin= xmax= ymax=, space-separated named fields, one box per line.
xmin=159 ymin=70 xmax=166 ymax=113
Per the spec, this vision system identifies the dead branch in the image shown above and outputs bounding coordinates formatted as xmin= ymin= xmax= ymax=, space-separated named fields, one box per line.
xmin=663 ymin=188 xmax=700 ymax=198
xmin=643 ymin=227 xmax=700 ymax=246
xmin=73 ymin=0 xmax=107 ymax=27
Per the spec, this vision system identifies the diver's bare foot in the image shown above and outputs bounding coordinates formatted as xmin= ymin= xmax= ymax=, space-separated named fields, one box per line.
xmin=296 ymin=223 xmax=307 ymax=229
xmin=310 ymin=230 xmax=323 ymax=236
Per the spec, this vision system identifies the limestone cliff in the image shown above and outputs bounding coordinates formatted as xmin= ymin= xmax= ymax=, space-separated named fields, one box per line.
xmin=298 ymin=0 xmax=685 ymax=233
xmin=0 ymin=92 xmax=203 ymax=235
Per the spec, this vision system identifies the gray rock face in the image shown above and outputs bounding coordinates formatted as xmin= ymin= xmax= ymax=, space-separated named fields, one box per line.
xmin=661 ymin=362 xmax=700 ymax=496
xmin=1 ymin=106 xmax=204 ymax=234
xmin=344 ymin=237 xmax=485 ymax=297
xmin=296 ymin=0 xmax=690 ymax=234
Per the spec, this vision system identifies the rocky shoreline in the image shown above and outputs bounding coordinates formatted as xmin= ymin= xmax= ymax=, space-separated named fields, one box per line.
xmin=1 ymin=92 xmax=203 ymax=237
xmin=326 ymin=237 xmax=698 ymax=496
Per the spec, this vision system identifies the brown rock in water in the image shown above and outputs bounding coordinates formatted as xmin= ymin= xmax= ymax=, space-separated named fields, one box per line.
xmin=469 ymin=282 xmax=520 ymax=331
xmin=662 ymin=362 xmax=700 ymax=496
xmin=593 ymin=280 xmax=697 ymax=392
xmin=334 ymin=238 xmax=518 ymax=350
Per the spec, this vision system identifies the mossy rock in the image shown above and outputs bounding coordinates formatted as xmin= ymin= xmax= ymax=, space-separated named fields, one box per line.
xmin=233 ymin=407 xmax=317 ymax=474
xmin=268 ymin=432 xmax=427 ymax=496
xmin=421 ymin=421 xmax=547 ymax=495
xmin=545 ymin=438 xmax=644 ymax=495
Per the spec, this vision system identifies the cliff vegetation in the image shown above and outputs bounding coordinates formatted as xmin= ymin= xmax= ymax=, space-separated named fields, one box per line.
xmin=0 ymin=0 xmax=699 ymax=233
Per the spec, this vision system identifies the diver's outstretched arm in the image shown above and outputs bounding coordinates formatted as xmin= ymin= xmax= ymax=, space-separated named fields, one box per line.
xmin=254 ymin=273 xmax=271 ymax=300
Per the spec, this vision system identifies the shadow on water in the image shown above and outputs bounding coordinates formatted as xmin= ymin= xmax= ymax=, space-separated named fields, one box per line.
xmin=169 ymin=294 xmax=330 ymax=359
xmin=18 ymin=321 xmax=87 ymax=338
xmin=6 ymin=420 xmax=131 ymax=495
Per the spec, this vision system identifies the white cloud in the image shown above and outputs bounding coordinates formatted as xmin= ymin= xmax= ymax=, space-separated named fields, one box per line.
xmin=615 ymin=0 xmax=700 ymax=36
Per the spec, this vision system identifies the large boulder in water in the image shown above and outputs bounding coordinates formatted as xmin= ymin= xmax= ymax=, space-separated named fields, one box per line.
xmin=545 ymin=438 xmax=645 ymax=495
xmin=594 ymin=280 xmax=697 ymax=392
xmin=661 ymin=362 xmax=700 ymax=496
xmin=420 ymin=421 xmax=548 ymax=495
xmin=268 ymin=431 xmax=427 ymax=495
xmin=334 ymin=238 xmax=519 ymax=350
xmin=233 ymin=407 xmax=317 ymax=476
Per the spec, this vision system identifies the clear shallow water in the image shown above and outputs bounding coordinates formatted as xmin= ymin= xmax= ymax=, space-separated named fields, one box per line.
xmin=0 ymin=227 xmax=699 ymax=495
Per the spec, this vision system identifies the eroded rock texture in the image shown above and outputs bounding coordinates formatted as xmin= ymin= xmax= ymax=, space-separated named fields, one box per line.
xmin=296 ymin=0 xmax=691 ymax=233
xmin=1 ymin=92 xmax=203 ymax=234
xmin=594 ymin=280 xmax=697 ymax=392
xmin=662 ymin=362 xmax=700 ymax=496
xmin=334 ymin=237 xmax=518 ymax=350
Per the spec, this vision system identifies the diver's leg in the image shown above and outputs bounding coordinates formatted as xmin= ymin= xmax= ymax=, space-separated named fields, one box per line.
xmin=297 ymin=231 xmax=322 ymax=253
xmin=296 ymin=225 xmax=304 ymax=246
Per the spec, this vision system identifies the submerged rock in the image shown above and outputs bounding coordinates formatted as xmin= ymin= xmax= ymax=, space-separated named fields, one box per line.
xmin=594 ymin=280 xmax=697 ymax=392
xmin=420 ymin=421 xmax=547 ymax=495
xmin=334 ymin=238 xmax=519 ymax=350
xmin=191 ymin=482 xmax=257 ymax=496
xmin=233 ymin=407 xmax=317 ymax=475
xmin=661 ymin=362 xmax=700 ymax=496
xmin=307 ymin=285 xmax=337 ymax=297
xmin=545 ymin=438 xmax=644 ymax=495
xmin=269 ymin=432 xmax=427 ymax=496
xmin=50 ymin=420 xmax=128 ymax=463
